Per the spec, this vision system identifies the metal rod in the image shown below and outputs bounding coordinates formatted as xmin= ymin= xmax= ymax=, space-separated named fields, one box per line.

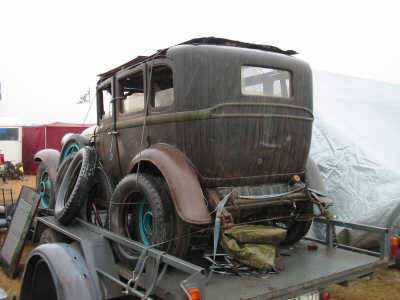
xmin=326 ymin=223 xmax=334 ymax=248
xmin=335 ymin=244 xmax=381 ymax=257
xmin=303 ymin=237 xmax=381 ymax=257
xmin=314 ymin=218 xmax=388 ymax=234
xmin=73 ymin=218 xmax=205 ymax=275
xmin=226 ymin=198 xmax=307 ymax=209
xmin=96 ymin=268 xmax=154 ymax=300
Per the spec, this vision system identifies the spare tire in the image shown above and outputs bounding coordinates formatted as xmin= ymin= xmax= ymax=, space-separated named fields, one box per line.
xmin=54 ymin=153 xmax=76 ymax=199
xmin=55 ymin=147 xmax=97 ymax=225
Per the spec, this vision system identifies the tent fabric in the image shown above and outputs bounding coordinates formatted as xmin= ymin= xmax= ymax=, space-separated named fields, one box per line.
xmin=22 ymin=122 xmax=93 ymax=174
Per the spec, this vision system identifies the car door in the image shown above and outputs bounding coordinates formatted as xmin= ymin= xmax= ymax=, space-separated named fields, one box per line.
xmin=96 ymin=77 xmax=120 ymax=179
xmin=114 ymin=64 xmax=148 ymax=178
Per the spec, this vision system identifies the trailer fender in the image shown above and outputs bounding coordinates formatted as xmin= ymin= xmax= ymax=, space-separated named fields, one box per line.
xmin=129 ymin=143 xmax=212 ymax=225
xmin=20 ymin=243 xmax=99 ymax=300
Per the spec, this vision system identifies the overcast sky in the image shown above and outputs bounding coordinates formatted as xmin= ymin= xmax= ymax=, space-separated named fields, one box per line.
xmin=0 ymin=0 xmax=399 ymax=124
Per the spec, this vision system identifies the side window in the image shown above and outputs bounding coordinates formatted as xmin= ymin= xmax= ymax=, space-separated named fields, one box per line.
xmin=150 ymin=65 xmax=174 ymax=109
xmin=119 ymin=71 xmax=145 ymax=114
xmin=98 ymin=85 xmax=112 ymax=120
xmin=0 ymin=128 xmax=19 ymax=141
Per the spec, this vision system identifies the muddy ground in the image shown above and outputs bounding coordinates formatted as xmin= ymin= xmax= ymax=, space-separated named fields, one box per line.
xmin=1 ymin=176 xmax=400 ymax=299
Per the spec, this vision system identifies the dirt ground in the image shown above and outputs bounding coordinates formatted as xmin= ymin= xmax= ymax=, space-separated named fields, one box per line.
xmin=1 ymin=176 xmax=400 ymax=299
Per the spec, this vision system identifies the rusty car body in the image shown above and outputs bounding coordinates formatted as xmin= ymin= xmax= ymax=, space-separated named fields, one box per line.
xmin=36 ymin=38 xmax=328 ymax=258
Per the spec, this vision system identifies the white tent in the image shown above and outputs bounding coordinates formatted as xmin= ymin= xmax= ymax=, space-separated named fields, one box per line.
xmin=0 ymin=117 xmax=23 ymax=164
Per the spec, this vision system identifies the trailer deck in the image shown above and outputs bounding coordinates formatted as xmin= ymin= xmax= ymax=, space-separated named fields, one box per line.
xmin=35 ymin=216 xmax=389 ymax=300
xmin=159 ymin=242 xmax=382 ymax=300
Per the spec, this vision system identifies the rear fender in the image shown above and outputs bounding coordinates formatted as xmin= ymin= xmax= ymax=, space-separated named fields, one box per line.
xmin=129 ymin=144 xmax=212 ymax=225
xmin=20 ymin=243 xmax=98 ymax=300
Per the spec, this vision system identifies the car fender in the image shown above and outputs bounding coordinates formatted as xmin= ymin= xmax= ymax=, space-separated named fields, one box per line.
xmin=20 ymin=243 xmax=99 ymax=300
xmin=34 ymin=148 xmax=60 ymax=180
xmin=129 ymin=143 xmax=212 ymax=225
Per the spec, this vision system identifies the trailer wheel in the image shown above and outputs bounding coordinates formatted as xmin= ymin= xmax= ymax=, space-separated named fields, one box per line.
xmin=39 ymin=228 xmax=68 ymax=244
xmin=36 ymin=163 xmax=55 ymax=209
xmin=110 ymin=173 xmax=189 ymax=267
xmin=58 ymin=134 xmax=89 ymax=166
xmin=55 ymin=147 xmax=97 ymax=225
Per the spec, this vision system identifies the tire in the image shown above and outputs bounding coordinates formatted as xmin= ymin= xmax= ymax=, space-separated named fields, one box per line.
xmin=79 ymin=166 xmax=113 ymax=228
xmin=54 ymin=153 xmax=76 ymax=199
xmin=279 ymin=201 xmax=313 ymax=246
xmin=276 ymin=158 xmax=324 ymax=246
xmin=36 ymin=162 xmax=56 ymax=209
xmin=39 ymin=228 xmax=68 ymax=244
xmin=54 ymin=147 xmax=97 ymax=225
xmin=110 ymin=173 xmax=189 ymax=267
xmin=58 ymin=134 xmax=89 ymax=166
xmin=151 ymin=176 xmax=190 ymax=258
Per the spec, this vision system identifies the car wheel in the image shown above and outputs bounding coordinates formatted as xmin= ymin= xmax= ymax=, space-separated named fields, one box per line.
xmin=80 ymin=166 xmax=113 ymax=228
xmin=110 ymin=173 xmax=189 ymax=267
xmin=36 ymin=163 xmax=55 ymax=209
xmin=54 ymin=147 xmax=97 ymax=225
xmin=277 ymin=200 xmax=313 ymax=246
xmin=58 ymin=134 xmax=89 ymax=166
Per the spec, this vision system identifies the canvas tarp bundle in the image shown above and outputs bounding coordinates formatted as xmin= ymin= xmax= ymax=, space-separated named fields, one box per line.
xmin=222 ymin=225 xmax=286 ymax=269
xmin=310 ymin=71 xmax=400 ymax=247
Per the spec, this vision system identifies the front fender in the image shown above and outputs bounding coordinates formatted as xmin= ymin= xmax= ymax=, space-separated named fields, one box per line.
xmin=129 ymin=144 xmax=212 ymax=225
xmin=20 ymin=243 xmax=98 ymax=300
xmin=34 ymin=149 xmax=60 ymax=180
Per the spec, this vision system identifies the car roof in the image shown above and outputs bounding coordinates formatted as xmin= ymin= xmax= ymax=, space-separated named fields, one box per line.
xmin=97 ymin=37 xmax=297 ymax=84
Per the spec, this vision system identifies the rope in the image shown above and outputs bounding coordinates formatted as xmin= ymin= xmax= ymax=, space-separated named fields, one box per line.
xmin=147 ymin=214 xmax=310 ymax=249
xmin=136 ymin=60 xmax=154 ymax=183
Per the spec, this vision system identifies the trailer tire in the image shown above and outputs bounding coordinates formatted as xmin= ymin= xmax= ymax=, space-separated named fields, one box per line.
xmin=55 ymin=147 xmax=97 ymax=225
xmin=110 ymin=173 xmax=187 ymax=267
xmin=39 ymin=228 xmax=68 ymax=244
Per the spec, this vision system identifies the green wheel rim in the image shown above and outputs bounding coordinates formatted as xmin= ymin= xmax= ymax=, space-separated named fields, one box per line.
xmin=39 ymin=170 xmax=51 ymax=208
xmin=138 ymin=199 xmax=152 ymax=246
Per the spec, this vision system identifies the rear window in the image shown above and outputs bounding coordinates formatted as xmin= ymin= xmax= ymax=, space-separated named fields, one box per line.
xmin=241 ymin=66 xmax=291 ymax=98
xmin=0 ymin=128 xmax=18 ymax=141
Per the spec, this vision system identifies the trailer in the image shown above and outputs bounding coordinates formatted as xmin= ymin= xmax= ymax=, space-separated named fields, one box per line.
xmin=19 ymin=215 xmax=390 ymax=300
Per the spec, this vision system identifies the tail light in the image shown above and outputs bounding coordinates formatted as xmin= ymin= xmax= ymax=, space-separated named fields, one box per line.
xmin=391 ymin=236 xmax=399 ymax=259
xmin=186 ymin=288 xmax=201 ymax=300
